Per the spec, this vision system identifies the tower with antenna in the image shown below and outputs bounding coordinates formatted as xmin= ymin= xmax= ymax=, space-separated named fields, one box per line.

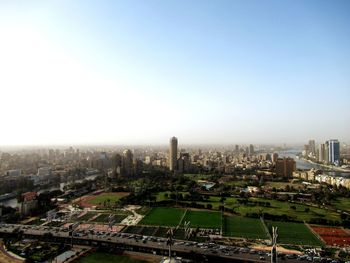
xmin=271 ymin=227 xmax=278 ymax=263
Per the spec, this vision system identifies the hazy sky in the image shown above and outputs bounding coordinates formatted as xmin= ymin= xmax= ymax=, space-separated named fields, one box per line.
xmin=0 ymin=0 xmax=349 ymax=146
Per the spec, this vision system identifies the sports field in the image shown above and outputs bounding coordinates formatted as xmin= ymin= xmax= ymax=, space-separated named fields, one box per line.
xmin=224 ymin=216 xmax=268 ymax=239
xmin=139 ymin=207 xmax=185 ymax=226
xmin=183 ymin=210 xmax=221 ymax=229
xmin=311 ymin=226 xmax=350 ymax=247
xmin=78 ymin=192 xmax=130 ymax=208
xmin=266 ymin=221 xmax=323 ymax=246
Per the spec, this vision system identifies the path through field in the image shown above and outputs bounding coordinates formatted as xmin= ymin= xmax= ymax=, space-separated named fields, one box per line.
xmin=121 ymin=205 xmax=143 ymax=225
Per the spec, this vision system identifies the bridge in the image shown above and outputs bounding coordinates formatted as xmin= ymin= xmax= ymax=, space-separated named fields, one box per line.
xmin=0 ymin=224 xmax=298 ymax=263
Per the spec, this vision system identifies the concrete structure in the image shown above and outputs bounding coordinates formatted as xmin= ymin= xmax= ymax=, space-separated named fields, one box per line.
xmin=6 ymin=169 xmax=21 ymax=176
xmin=122 ymin=149 xmax=134 ymax=176
xmin=249 ymin=144 xmax=254 ymax=156
xmin=326 ymin=139 xmax=340 ymax=165
xmin=177 ymin=153 xmax=191 ymax=173
xmin=272 ymin=153 xmax=279 ymax=163
xmin=37 ymin=167 xmax=51 ymax=177
xmin=169 ymin=137 xmax=178 ymax=172
xmin=309 ymin=140 xmax=316 ymax=156
xmin=19 ymin=192 xmax=38 ymax=216
xmin=318 ymin=144 xmax=326 ymax=163
xmin=275 ymin=157 xmax=296 ymax=178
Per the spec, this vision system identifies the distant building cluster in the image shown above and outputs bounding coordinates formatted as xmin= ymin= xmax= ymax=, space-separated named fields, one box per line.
xmin=111 ymin=149 xmax=143 ymax=178
xmin=293 ymin=169 xmax=350 ymax=189
xmin=168 ymin=137 xmax=192 ymax=174
xmin=304 ymin=139 xmax=341 ymax=166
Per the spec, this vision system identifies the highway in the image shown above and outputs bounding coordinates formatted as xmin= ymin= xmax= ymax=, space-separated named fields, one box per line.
xmin=0 ymin=223 xmax=309 ymax=263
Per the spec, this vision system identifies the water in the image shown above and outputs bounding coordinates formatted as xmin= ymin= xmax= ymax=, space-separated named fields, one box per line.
xmin=278 ymin=150 xmax=350 ymax=178
xmin=0 ymin=174 xmax=99 ymax=209
xmin=38 ymin=174 xmax=99 ymax=194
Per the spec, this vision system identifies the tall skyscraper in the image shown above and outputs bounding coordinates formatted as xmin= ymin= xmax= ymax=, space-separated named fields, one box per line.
xmin=326 ymin=139 xmax=340 ymax=165
xmin=249 ymin=144 xmax=254 ymax=156
xmin=318 ymin=143 xmax=326 ymax=163
xmin=308 ymin=140 xmax=316 ymax=156
xmin=169 ymin=136 xmax=178 ymax=171
xmin=122 ymin=149 xmax=133 ymax=176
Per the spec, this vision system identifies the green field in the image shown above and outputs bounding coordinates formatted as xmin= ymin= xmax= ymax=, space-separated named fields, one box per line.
xmin=183 ymin=210 xmax=221 ymax=229
xmin=224 ymin=216 xmax=268 ymax=239
xmin=75 ymin=252 xmax=149 ymax=263
xmin=88 ymin=193 xmax=127 ymax=205
xmin=232 ymin=197 xmax=340 ymax=222
xmin=139 ymin=207 xmax=185 ymax=226
xmin=153 ymin=192 xmax=340 ymax=222
xmin=331 ymin=197 xmax=350 ymax=213
xmin=77 ymin=212 xmax=97 ymax=222
xmin=184 ymin=174 xmax=213 ymax=181
xmin=266 ymin=221 xmax=323 ymax=246
xmin=90 ymin=213 xmax=127 ymax=223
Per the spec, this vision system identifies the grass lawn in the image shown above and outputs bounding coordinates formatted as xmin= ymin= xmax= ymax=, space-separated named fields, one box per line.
xmin=78 ymin=212 xmax=97 ymax=222
xmin=183 ymin=210 xmax=221 ymax=229
xmin=232 ymin=197 xmax=340 ymax=222
xmin=75 ymin=252 xmax=149 ymax=263
xmin=184 ymin=174 xmax=213 ymax=181
xmin=88 ymin=193 xmax=127 ymax=205
xmin=91 ymin=213 xmax=127 ymax=223
xmin=139 ymin=207 xmax=185 ymax=226
xmin=331 ymin=197 xmax=350 ymax=213
xmin=266 ymin=221 xmax=323 ymax=246
xmin=224 ymin=216 xmax=268 ymax=239
xmin=153 ymin=193 xmax=341 ymax=223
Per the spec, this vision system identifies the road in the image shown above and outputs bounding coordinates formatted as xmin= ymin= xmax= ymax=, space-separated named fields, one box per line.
xmin=0 ymin=223 xmax=310 ymax=263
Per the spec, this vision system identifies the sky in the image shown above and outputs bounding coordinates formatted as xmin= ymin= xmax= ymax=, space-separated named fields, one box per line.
xmin=0 ymin=0 xmax=349 ymax=146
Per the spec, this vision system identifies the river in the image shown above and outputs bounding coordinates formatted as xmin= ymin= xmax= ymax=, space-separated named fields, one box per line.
xmin=0 ymin=174 xmax=99 ymax=209
xmin=278 ymin=150 xmax=350 ymax=178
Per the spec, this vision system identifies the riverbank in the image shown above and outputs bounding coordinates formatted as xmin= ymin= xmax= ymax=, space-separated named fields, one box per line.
xmin=300 ymin=157 xmax=350 ymax=172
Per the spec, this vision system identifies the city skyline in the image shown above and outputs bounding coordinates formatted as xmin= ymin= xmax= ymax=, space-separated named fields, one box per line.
xmin=0 ymin=0 xmax=349 ymax=146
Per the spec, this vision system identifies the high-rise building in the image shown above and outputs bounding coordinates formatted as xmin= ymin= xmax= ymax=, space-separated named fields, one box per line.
xmin=309 ymin=140 xmax=316 ymax=156
xmin=133 ymin=159 xmax=143 ymax=176
xmin=275 ymin=157 xmax=296 ymax=178
xmin=122 ymin=149 xmax=133 ymax=176
xmin=318 ymin=144 xmax=326 ymax=163
xmin=111 ymin=153 xmax=122 ymax=177
xmin=249 ymin=144 xmax=254 ymax=156
xmin=169 ymin=136 xmax=178 ymax=171
xmin=235 ymin=145 xmax=239 ymax=154
xmin=326 ymin=139 xmax=340 ymax=165
xmin=272 ymin=153 xmax=279 ymax=163
xmin=177 ymin=152 xmax=191 ymax=173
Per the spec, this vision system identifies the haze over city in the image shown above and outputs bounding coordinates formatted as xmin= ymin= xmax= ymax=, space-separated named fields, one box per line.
xmin=1 ymin=0 xmax=349 ymax=146
xmin=1 ymin=2 xmax=350 ymax=262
